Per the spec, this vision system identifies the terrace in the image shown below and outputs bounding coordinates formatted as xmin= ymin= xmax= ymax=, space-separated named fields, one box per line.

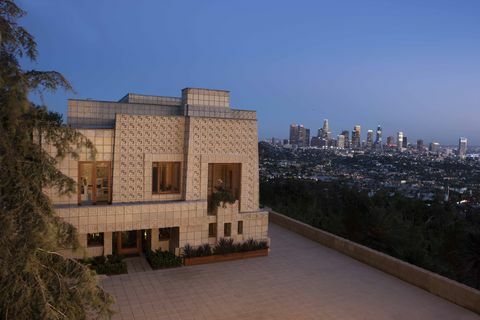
xmin=102 ymin=222 xmax=479 ymax=319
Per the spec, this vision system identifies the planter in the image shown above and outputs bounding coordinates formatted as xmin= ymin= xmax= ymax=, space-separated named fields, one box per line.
xmin=184 ymin=248 xmax=269 ymax=266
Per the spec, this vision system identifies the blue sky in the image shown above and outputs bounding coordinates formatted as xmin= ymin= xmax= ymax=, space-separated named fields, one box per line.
xmin=20 ymin=0 xmax=480 ymax=145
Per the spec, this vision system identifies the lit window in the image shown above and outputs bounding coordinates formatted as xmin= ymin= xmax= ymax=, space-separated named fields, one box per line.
xmin=152 ymin=162 xmax=181 ymax=194
xmin=87 ymin=233 xmax=104 ymax=247
xmin=224 ymin=223 xmax=231 ymax=237
xmin=237 ymin=221 xmax=243 ymax=235
xmin=208 ymin=223 xmax=217 ymax=237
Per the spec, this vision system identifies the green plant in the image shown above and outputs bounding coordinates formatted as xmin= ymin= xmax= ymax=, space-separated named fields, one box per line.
xmin=146 ymin=250 xmax=182 ymax=269
xmin=210 ymin=186 xmax=236 ymax=209
xmin=182 ymin=243 xmax=212 ymax=258
xmin=213 ymin=238 xmax=235 ymax=255
xmin=79 ymin=255 xmax=127 ymax=276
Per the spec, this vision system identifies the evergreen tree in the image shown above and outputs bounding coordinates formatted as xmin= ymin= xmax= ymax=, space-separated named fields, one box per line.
xmin=0 ymin=1 xmax=113 ymax=318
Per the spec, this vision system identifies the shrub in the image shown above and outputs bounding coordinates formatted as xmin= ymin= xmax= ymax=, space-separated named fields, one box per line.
xmin=210 ymin=186 xmax=236 ymax=209
xmin=183 ymin=238 xmax=269 ymax=260
xmin=146 ymin=250 xmax=182 ymax=269
xmin=80 ymin=254 xmax=127 ymax=275
xmin=213 ymin=238 xmax=235 ymax=255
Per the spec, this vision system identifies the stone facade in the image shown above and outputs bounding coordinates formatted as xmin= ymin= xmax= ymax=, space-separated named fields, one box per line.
xmin=50 ymin=88 xmax=269 ymax=258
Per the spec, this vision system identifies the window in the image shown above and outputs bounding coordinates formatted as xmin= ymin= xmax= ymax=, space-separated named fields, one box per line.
xmin=237 ymin=221 xmax=243 ymax=235
xmin=224 ymin=223 xmax=231 ymax=237
xmin=159 ymin=228 xmax=171 ymax=240
xmin=208 ymin=223 xmax=217 ymax=237
xmin=78 ymin=162 xmax=111 ymax=205
xmin=152 ymin=162 xmax=181 ymax=194
xmin=87 ymin=233 xmax=104 ymax=247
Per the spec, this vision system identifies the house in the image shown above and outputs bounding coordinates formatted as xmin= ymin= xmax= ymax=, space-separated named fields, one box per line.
xmin=48 ymin=88 xmax=269 ymax=257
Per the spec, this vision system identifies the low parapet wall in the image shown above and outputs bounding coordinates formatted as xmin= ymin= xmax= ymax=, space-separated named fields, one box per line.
xmin=269 ymin=210 xmax=480 ymax=314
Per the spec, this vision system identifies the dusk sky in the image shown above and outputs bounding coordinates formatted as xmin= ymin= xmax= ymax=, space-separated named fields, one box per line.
xmin=20 ymin=0 xmax=480 ymax=145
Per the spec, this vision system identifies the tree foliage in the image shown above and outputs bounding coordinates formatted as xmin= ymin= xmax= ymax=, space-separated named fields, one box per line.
xmin=261 ymin=178 xmax=480 ymax=289
xmin=0 ymin=1 xmax=113 ymax=318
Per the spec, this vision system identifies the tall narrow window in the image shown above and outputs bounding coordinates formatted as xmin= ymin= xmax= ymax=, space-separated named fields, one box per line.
xmin=152 ymin=162 xmax=181 ymax=194
xmin=208 ymin=223 xmax=217 ymax=237
xmin=237 ymin=221 xmax=243 ymax=235
xmin=224 ymin=223 xmax=231 ymax=237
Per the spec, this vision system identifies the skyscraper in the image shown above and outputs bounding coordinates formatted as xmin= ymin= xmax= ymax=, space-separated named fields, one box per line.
xmin=289 ymin=124 xmax=298 ymax=145
xmin=402 ymin=136 xmax=408 ymax=148
xmin=352 ymin=125 xmax=361 ymax=149
xmin=397 ymin=132 xmax=404 ymax=152
xmin=305 ymin=128 xmax=311 ymax=147
xmin=429 ymin=142 xmax=440 ymax=154
xmin=322 ymin=119 xmax=329 ymax=137
xmin=289 ymin=124 xmax=310 ymax=147
xmin=337 ymin=134 xmax=345 ymax=149
xmin=366 ymin=130 xmax=374 ymax=149
xmin=458 ymin=137 xmax=467 ymax=159
xmin=374 ymin=125 xmax=383 ymax=150
xmin=386 ymin=136 xmax=394 ymax=147
xmin=417 ymin=139 xmax=424 ymax=152
xmin=341 ymin=130 xmax=350 ymax=149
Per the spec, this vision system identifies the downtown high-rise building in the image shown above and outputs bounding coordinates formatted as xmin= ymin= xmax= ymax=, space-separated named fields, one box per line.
xmin=429 ymin=142 xmax=440 ymax=154
xmin=374 ymin=125 xmax=383 ymax=150
xmin=458 ymin=137 xmax=467 ymax=159
xmin=366 ymin=130 xmax=374 ymax=149
xmin=337 ymin=134 xmax=345 ymax=149
xmin=402 ymin=136 xmax=408 ymax=148
xmin=417 ymin=139 xmax=424 ymax=152
xmin=352 ymin=125 xmax=361 ymax=149
xmin=289 ymin=124 xmax=310 ymax=147
xmin=397 ymin=132 xmax=404 ymax=152
xmin=341 ymin=130 xmax=350 ymax=149
xmin=386 ymin=136 xmax=395 ymax=147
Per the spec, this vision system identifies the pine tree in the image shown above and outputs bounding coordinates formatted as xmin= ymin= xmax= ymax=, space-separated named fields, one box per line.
xmin=0 ymin=1 xmax=113 ymax=318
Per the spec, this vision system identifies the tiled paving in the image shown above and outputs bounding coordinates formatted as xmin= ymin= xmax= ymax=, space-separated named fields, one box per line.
xmin=102 ymin=223 xmax=480 ymax=320
xmin=124 ymin=256 xmax=152 ymax=274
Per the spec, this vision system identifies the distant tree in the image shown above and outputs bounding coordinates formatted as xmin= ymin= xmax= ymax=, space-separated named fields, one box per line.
xmin=0 ymin=1 xmax=113 ymax=318
xmin=464 ymin=231 xmax=480 ymax=289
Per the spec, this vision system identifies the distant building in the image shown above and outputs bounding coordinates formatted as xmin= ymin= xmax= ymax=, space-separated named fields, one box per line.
xmin=417 ymin=139 xmax=424 ymax=152
xmin=352 ymin=125 xmax=361 ymax=149
xmin=397 ymin=132 xmax=404 ymax=152
xmin=310 ymin=136 xmax=320 ymax=147
xmin=374 ymin=125 xmax=383 ymax=150
xmin=402 ymin=136 xmax=408 ymax=148
xmin=337 ymin=134 xmax=345 ymax=149
xmin=341 ymin=130 xmax=350 ymax=149
xmin=458 ymin=137 xmax=467 ymax=159
xmin=289 ymin=124 xmax=298 ymax=145
xmin=289 ymin=124 xmax=310 ymax=147
xmin=386 ymin=136 xmax=395 ymax=147
xmin=429 ymin=142 xmax=440 ymax=154
xmin=366 ymin=130 xmax=374 ymax=149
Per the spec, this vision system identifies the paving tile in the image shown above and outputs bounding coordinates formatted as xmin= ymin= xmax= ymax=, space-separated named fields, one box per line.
xmin=102 ymin=223 xmax=480 ymax=319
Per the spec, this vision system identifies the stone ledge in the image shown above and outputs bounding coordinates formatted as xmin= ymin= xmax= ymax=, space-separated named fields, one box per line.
xmin=269 ymin=210 xmax=480 ymax=315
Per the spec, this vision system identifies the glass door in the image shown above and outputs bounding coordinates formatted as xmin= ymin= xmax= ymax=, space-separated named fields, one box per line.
xmin=79 ymin=162 xmax=94 ymax=204
xmin=95 ymin=162 xmax=110 ymax=203
xmin=78 ymin=161 xmax=111 ymax=205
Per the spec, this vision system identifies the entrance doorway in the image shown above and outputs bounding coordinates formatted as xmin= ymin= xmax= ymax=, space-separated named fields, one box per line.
xmin=116 ymin=230 xmax=141 ymax=255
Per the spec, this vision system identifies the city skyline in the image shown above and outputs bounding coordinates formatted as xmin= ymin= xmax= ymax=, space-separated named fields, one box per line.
xmin=280 ymin=121 xmax=471 ymax=148
xmin=20 ymin=0 xmax=480 ymax=145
